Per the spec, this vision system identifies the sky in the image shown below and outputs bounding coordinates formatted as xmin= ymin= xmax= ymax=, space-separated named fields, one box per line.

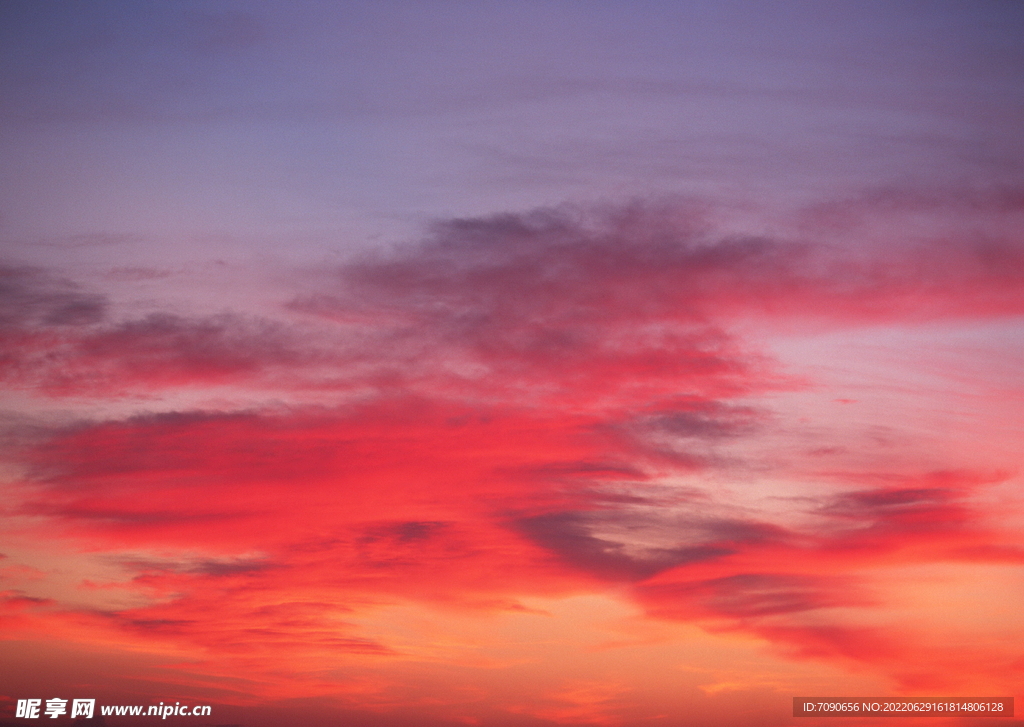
xmin=1 ymin=2 xmax=1023 ymax=726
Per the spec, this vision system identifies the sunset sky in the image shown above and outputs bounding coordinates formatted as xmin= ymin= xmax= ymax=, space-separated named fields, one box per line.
xmin=1 ymin=2 xmax=1023 ymax=726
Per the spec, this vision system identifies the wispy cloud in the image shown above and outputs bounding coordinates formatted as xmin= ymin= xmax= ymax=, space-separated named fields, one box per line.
xmin=2 ymin=193 xmax=1023 ymax=718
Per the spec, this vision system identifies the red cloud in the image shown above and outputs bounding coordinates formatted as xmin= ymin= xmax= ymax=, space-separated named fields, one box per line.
xmin=5 ymin=195 xmax=1022 ymax=403
xmin=2 ymin=194 xmax=1022 ymax=716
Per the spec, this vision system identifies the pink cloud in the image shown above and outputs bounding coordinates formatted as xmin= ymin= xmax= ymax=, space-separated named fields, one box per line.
xmin=2 ymin=194 xmax=1022 ymax=720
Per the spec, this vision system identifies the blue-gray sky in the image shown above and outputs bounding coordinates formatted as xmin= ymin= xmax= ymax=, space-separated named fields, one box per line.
xmin=2 ymin=1 xmax=1021 ymax=254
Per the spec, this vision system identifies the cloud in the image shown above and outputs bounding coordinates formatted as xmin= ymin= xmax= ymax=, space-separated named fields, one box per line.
xmin=514 ymin=511 xmax=734 ymax=582
xmin=341 ymin=196 xmax=1023 ymax=320
xmin=0 ymin=266 xmax=107 ymax=328
xmin=1 ymin=310 xmax=309 ymax=396
xmin=627 ymin=466 xmax=1023 ymax=690
xmin=13 ymin=396 xmax=1012 ymax=692
xmin=5 ymin=194 xmax=1023 ymax=402
xmin=2 ymin=195 xmax=1023 ymax=708
xmin=640 ymin=572 xmax=870 ymax=620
